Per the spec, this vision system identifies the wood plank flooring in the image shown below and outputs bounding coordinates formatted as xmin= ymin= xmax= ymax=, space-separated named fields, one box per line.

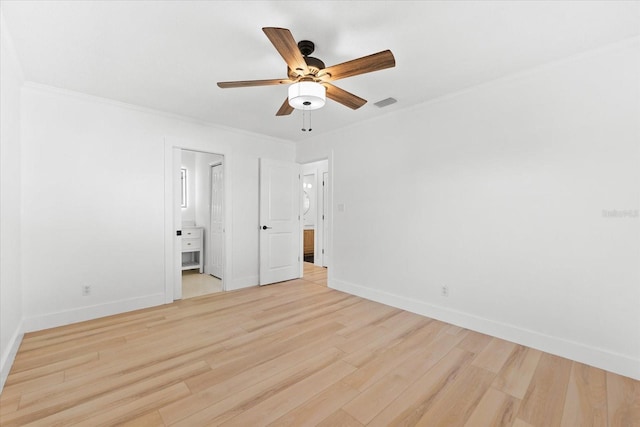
xmin=1 ymin=263 xmax=638 ymax=426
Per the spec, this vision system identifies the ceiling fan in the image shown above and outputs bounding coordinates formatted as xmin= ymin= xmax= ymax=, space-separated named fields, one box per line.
xmin=217 ymin=27 xmax=396 ymax=116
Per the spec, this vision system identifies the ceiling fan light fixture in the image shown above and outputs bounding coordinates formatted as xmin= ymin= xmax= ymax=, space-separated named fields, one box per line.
xmin=288 ymin=81 xmax=326 ymax=110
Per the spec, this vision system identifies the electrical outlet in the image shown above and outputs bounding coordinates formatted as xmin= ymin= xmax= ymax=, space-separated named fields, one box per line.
xmin=441 ymin=285 xmax=449 ymax=297
xmin=82 ymin=285 xmax=91 ymax=296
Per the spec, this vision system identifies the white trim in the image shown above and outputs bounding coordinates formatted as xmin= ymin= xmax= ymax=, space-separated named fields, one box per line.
xmin=326 ymin=150 xmax=334 ymax=273
xmin=167 ymin=147 xmax=183 ymax=300
xmin=22 ymin=294 xmax=165 ymax=333
xmin=330 ymin=278 xmax=640 ymax=381
xmin=319 ymin=169 xmax=329 ymax=267
xmin=0 ymin=319 xmax=24 ymax=393
xmin=0 ymin=9 xmax=24 ymax=395
xmin=299 ymin=168 xmax=304 ymax=279
xmin=207 ymin=162 xmax=224 ymax=278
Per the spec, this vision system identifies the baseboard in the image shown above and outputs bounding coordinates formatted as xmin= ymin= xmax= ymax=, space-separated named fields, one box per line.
xmin=228 ymin=275 xmax=259 ymax=291
xmin=0 ymin=318 xmax=24 ymax=393
xmin=23 ymin=293 xmax=166 ymax=333
xmin=330 ymin=278 xmax=640 ymax=380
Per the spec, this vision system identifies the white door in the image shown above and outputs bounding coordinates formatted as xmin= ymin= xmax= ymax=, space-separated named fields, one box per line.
xmin=259 ymin=158 xmax=301 ymax=285
xmin=322 ymin=171 xmax=329 ymax=267
xmin=209 ymin=163 xmax=224 ymax=279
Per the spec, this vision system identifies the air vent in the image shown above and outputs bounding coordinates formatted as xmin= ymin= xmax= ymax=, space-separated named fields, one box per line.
xmin=374 ymin=97 xmax=397 ymax=108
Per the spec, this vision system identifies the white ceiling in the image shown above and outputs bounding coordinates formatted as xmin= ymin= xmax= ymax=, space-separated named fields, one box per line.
xmin=2 ymin=1 xmax=639 ymax=142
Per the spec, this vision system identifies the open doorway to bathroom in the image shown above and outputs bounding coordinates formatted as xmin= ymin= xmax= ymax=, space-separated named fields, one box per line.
xmin=301 ymin=159 xmax=328 ymax=286
xmin=180 ymin=149 xmax=224 ymax=298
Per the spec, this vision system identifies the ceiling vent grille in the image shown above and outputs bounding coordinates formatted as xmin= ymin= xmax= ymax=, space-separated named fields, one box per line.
xmin=374 ymin=97 xmax=397 ymax=108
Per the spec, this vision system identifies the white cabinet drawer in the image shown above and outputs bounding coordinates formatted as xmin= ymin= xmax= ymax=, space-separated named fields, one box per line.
xmin=182 ymin=228 xmax=202 ymax=238
xmin=182 ymin=238 xmax=201 ymax=251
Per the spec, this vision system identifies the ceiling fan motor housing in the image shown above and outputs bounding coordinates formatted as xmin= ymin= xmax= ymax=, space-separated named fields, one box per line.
xmin=298 ymin=40 xmax=315 ymax=56
xmin=300 ymin=40 xmax=325 ymax=75
xmin=286 ymin=40 xmax=326 ymax=78
xmin=288 ymin=55 xmax=326 ymax=79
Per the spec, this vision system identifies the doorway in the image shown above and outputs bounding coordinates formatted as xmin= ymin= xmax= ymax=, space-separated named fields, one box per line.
xmin=178 ymin=149 xmax=225 ymax=299
xmin=301 ymin=159 xmax=329 ymax=283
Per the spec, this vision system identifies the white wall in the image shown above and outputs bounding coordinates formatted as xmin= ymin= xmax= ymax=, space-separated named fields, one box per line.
xmin=297 ymin=38 xmax=640 ymax=379
xmin=20 ymin=84 xmax=295 ymax=332
xmin=0 ymin=11 xmax=25 ymax=390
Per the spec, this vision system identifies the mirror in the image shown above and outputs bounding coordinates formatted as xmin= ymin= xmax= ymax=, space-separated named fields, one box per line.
xmin=181 ymin=168 xmax=187 ymax=208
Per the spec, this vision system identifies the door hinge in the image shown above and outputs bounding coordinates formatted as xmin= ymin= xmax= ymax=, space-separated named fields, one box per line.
xmin=322 ymin=249 xmax=325 ymax=254
xmin=298 ymin=256 xmax=300 ymax=262
xmin=322 ymin=181 xmax=325 ymax=186
xmin=298 ymin=215 xmax=300 ymax=220
xmin=322 ymin=214 xmax=325 ymax=220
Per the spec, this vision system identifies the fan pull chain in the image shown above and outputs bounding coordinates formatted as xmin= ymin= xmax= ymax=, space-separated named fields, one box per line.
xmin=301 ymin=110 xmax=313 ymax=132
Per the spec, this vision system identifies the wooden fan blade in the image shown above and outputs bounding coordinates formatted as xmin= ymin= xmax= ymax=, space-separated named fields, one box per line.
xmin=323 ymin=83 xmax=367 ymax=110
xmin=319 ymin=50 xmax=395 ymax=81
xmin=217 ymin=78 xmax=293 ymax=88
xmin=262 ymin=27 xmax=309 ymax=77
xmin=276 ymin=98 xmax=294 ymax=116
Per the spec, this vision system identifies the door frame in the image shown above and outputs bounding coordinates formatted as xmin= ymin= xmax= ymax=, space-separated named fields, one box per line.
xmin=300 ymin=159 xmax=329 ymax=268
xmin=208 ymin=161 xmax=224 ymax=278
xmin=321 ymin=169 xmax=329 ymax=268
xmin=297 ymin=151 xmax=333 ymax=284
xmin=163 ymin=138 xmax=233 ymax=302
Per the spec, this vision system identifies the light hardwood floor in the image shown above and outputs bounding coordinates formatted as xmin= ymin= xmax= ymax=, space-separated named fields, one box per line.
xmin=1 ymin=266 xmax=638 ymax=426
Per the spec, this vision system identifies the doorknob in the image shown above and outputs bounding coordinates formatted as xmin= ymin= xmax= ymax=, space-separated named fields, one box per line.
xmin=262 ymin=225 xmax=272 ymax=230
